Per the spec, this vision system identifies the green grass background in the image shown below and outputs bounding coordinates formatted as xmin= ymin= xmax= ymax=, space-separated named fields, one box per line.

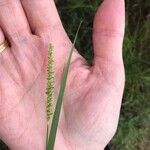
xmin=0 ymin=0 xmax=150 ymax=149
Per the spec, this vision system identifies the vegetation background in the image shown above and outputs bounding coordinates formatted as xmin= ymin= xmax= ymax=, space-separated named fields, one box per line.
xmin=0 ymin=0 xmax=150 ymax=149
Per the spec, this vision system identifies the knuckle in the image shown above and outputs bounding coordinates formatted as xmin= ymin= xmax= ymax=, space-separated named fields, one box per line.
xmin=36 ymin=21 xmax=63 ymax=39
xmin=0 ymin=0 xmax=10 ymax=7
xmin=94 ymin=28 xmax=124 ymax=38
xmin=9 ymin=29 xmax=31 ymax=44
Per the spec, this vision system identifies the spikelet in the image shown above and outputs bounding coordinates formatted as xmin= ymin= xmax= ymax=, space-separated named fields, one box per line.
xmin=46 ymin=44 xmax=54 ymax=123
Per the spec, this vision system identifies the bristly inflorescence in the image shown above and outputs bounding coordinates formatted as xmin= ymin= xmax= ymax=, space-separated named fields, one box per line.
xmin=46 ymin=44 xmax=54 ymax=122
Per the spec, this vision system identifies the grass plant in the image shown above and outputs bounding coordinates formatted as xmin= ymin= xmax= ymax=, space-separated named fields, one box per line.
xmin=46 ymin=21 xmax=82 ymax=150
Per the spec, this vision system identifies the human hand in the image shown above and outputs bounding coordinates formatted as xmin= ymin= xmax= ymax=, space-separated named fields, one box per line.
xmin=0 ymin=0 xmax=125 ymax=150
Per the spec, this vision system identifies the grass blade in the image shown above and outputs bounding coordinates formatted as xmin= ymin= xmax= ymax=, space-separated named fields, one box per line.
xmin=47 ymin=21 xmax=82 ymax=150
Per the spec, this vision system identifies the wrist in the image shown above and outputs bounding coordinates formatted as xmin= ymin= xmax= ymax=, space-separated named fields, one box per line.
xmin=60 ymin=137 xmax=105 ymax=150
xmin=56 ymin=127 xmax=106 ymax=150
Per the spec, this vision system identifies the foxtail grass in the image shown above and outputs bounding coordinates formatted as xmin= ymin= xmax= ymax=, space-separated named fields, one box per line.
xmin=46 ymin=21 xmax=82 ymax=150
xmin=46 ymin=44 xmax=55 ymax=140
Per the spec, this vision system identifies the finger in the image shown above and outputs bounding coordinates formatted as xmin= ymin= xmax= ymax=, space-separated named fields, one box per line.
xmin=20 ymin=0 xmax=62 ymax=36
xmin=0 ymin=28 xmax=11 ymax=54
xmin=20 ymin=0 xmax=85 ymax=80
xmin=93 ymin=0 xmax=125 ymax=64
xmin=0 ymin=0 xmax=31 ymax=44
xmin=0 ymin=28 xmax=5 ymax=44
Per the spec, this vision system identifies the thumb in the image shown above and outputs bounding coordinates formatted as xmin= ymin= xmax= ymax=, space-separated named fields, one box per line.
xmin=93 ymin=0 xmax=125 ymax=65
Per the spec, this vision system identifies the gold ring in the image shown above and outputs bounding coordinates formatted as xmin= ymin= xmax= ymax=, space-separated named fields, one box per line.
xmin=0 ymin=41 xmax=9 ymax=53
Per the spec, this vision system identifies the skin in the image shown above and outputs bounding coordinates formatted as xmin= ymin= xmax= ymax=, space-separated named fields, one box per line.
xmin=0 ymin=0 xmax=125 ymax=150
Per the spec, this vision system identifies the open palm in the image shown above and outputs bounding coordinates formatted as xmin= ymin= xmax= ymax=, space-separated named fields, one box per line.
xmin=0 ymin=0 xmax=125 ymax=150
